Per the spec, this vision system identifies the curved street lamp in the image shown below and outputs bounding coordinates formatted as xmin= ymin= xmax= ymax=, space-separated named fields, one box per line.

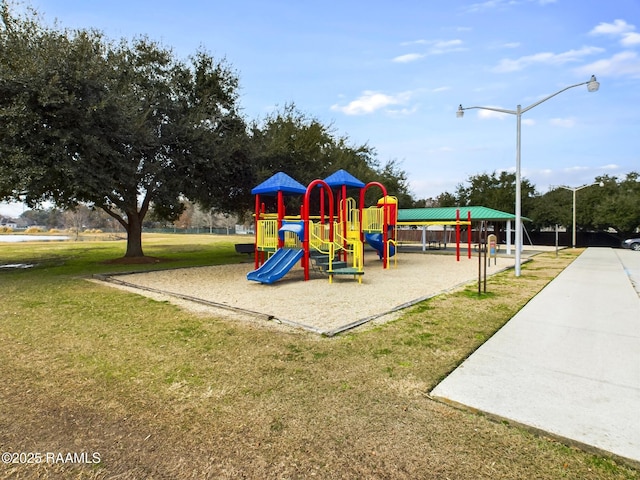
xmin=457 ymin=75 xmax=600 ymax=276
xmin=557 ymin=181 xmax=604 ymax=248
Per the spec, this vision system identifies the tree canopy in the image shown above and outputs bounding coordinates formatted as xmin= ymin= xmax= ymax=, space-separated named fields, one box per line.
xmin=0 ymin=3 xmax=251 ymax=257
xmin=593 ymin=173 xmax=640 ymax=235
xmin=441 ymin=171 xmax=536 ymax=213
xmin=247 ymin=104 xmax=414 ymax=210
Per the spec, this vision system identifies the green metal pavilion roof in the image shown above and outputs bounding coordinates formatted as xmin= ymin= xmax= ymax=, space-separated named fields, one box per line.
xmin=398 ymin=206 xmax=528 ymax=223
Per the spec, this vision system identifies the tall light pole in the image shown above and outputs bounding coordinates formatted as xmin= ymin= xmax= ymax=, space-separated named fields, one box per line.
xmin=558 ymin=181 xmax=604 ymax=248
xmin=457 ymin=75 xmax=600 ymax=276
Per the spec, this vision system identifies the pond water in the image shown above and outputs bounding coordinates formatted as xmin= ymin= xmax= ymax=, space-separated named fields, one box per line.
xmin=0 ymin=235 xmax=70 ymax=243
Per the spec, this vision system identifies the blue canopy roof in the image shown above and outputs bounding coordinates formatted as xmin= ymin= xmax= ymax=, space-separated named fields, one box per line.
xmin=324 ymin=169 xmax=365 ymax=188
xmin=251 ymin=172 xmax=307 ymax=195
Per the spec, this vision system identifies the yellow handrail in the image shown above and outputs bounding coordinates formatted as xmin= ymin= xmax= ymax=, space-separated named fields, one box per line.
xmin=309 ymin=220 xmax=363 ymax=283
xmin=362 ymin=206 xmax=385 ymax=233
xmin=388 ymin=238 xmax=398 ymax=268
xmin=256 ymin=219 xmax=278 ymax=250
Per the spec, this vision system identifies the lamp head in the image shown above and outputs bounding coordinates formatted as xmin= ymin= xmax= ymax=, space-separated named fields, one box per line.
xmin=456 ymin=105 xmax=464 ymax=118
xmin=587 ymin=75 xmax=600 ymax=92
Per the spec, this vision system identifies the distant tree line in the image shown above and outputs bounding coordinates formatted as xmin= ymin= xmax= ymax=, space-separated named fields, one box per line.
xmin=429 ymin=171 xmax=640 ymax=238
xmin=14 ymin=170 xmax=640 ymax=241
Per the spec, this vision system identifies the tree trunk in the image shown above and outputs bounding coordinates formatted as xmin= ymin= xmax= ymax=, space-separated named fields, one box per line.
xmin=125 ymin=212 xmax=145 ymax=257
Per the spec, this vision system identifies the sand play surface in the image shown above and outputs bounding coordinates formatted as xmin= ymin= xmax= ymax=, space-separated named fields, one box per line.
xmin=98 ymin=249 xmax=516 ymax=336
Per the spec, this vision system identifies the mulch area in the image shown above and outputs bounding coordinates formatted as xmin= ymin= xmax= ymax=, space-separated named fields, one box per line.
xmin=96 ymin=249 xmax=516 ymax=335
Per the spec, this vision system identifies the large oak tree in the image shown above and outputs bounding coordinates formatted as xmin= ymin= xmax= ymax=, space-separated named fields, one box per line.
xmin=0 ymin=3 xmax=251 ymax=257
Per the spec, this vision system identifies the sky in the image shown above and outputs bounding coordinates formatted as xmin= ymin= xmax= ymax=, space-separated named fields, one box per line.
xmin=2 ymin=0 xmax=640 ymax=217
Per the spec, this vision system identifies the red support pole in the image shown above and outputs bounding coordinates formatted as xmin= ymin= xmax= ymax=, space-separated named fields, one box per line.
xmin=467 ymin=211 xmax=472 ymax=259
xmin=254 ymin=194 xmax=260 ymax=269
xmin=260 ymin=203 xmax=266 ymax=267
xmin=456 ymin=209 xmax=461 ymax=262
xmin=382 ymin=198 xmax=388 ymax=269
xmin=277 ymin=191 xmax=284 ymax=249
xmin=342 ymin=185 xmax=348 ymax=262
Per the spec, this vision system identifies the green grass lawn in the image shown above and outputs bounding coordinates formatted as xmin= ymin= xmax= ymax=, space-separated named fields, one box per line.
xmin=0 ymin=234 xmax=637 ymax=479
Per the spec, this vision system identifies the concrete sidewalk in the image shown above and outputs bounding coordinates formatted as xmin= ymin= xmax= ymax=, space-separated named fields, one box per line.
xmin=430 ymin=248 xmax=640 ymax=465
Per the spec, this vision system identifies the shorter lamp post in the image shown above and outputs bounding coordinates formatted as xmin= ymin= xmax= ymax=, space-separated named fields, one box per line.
xmin=557 ymin=181 xmax=604 ymax=248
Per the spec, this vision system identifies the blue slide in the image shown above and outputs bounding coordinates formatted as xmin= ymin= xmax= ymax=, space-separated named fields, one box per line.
xmin=247 ymin=248 xmax=304 ymax=284
xmin=365 ymin=233 xmax=396 ymax=259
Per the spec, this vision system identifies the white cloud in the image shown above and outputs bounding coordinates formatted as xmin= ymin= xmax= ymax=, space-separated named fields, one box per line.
xmin=400 ymin=39 xmax=427 ymax=46
xmin=464 ymin=0 xmax=556 ymax=13
xmin=590 ymin=19 xmax=640 ymax=47
xmin=394 ymin=39 xmax=465 ymax=63
xmin=463 ymin=0 xmax=509 ymax=13
xmin=492 ymin=46 xmax=604 ymax=72
xmin=0 ymin=201 xmax=26 ymax=217
xmin=428 ymin=39 xmax=465 ymax=55
xmin=471 ymin=108 xmax=533 ymax=124
xmin=477 ymin=108 xmax=510 ymax=120
xmin=425 ymin=146 xmax=454 ymax=154
xmin=549 ymin=117 xmax=576 ymax=128
xmin=392 ymin=53 xmax=425 ymax=63
xmin=564 ymin=165 xmax=591 ymax=172
xmin=331 ymin=90 xmax=413 ymax=116
xmin=589 ymin=19 xmax=635 ymax=36
xmin=599 ymin=164 xmax=620 ymax=170
xmin=575 ymin=51 xmax=640 ymax=78
xmin=387 ymin=106 xmax=419 ymax=116
xmin=621 ymin=32 xmax=640 ymax=46
xmin=433 ymin=39 xmax=463 ymax=49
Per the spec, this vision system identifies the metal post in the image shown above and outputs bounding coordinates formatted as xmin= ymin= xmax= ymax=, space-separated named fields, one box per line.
xmin=572 ymin=188 xmax=577 ymax=248
xmin=515 ymin=105 xmax=522 ymax=276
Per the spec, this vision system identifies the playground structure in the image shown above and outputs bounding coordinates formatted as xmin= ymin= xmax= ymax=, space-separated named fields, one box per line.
xmin=247 ymin=170 xmax=398 ymax=284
